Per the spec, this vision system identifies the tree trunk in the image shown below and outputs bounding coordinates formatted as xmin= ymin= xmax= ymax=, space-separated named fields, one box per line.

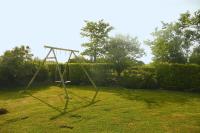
xmin=94 ymin=47 xmax=97 ymax=62
xmin=94 ymin=55 xmax=96 ymax=62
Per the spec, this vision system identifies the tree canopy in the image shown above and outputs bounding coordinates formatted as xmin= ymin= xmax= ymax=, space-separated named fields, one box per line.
xmin=147 ymin=10 xmax=200 ymax=64
xmin=105 ymin=34 xmax=144 ymax=76
xmin=81 ymin=19 xmax=113 ymax=62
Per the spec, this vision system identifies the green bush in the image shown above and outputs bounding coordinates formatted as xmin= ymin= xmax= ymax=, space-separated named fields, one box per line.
xmin=120 ymin=66 xmax=158 ymax=89
xmin=155 ymin=63 xmax=200 ymax=91
xmin=1 ymin=59 xmax=200 ymax=92
xmin=0 ymin=61 xmax=49 ymax=87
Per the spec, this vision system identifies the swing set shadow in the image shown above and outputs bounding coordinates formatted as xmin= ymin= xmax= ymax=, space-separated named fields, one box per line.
xmin=25 ymin=90 xmax=100 ymax=120
xmin=50 ymin=100 xmax=101 ymax=120
xmin=23 ymin=45 xmax=100 ymax=115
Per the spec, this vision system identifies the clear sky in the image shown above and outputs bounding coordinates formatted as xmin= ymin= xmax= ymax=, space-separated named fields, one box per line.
xmin=0 ymin=0 xmax=199 ymax=63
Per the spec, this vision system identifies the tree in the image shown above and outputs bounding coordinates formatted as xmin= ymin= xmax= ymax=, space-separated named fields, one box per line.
xmin=146 ymin=23 xmax=187 ymax=63
xmin=147 ymin=10 xmax=200 ymax=63
xmin=190 ymin=45 xmax=200 ymax=64
xmin=81 ymin=19 xmax=113 ymax=62
xmin=105 ymin=34 xmax=144 ymax=76
xmin=1 ymin=45 xmax=32 ymax=63
xmin=177 ymin=10 xmax=200 ymax=60
xmin=178 ymin=10 xmax=200 ymax=44
xmin=0 ymin=45 xmax=33 ymax=86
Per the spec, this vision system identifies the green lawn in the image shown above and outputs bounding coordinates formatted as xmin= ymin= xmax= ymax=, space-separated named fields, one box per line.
xmin=0 ymin=86 xmax=200 ymax=133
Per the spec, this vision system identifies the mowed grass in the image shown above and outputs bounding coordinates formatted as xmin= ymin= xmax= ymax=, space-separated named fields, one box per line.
xmin=0 ymin=86 xmax=200 ymax=133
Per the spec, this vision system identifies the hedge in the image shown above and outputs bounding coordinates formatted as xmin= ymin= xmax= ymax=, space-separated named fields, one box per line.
xmin=56 ymin=63 xmax=113 ymax=86
xmin=0 ymin=61 xmax=200 ymax=92
xmin=120 ymin=63 xmax=200 ymax=91
xmin=48 ymin=63 xmax=113 ymax=86
xmin=120 ymin=66 xmax=158 ymax=89
xmin=0 ymin=62 xmax=113 ymax=87
xmin=0 ymin=62 xmax=49 ymax=86
xmin=155 ymin=63 xmax=200 ymax=91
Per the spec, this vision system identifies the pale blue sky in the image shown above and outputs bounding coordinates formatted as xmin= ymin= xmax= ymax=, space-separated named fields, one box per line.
xmin=0 ymin=0 xmax=199 ymax=63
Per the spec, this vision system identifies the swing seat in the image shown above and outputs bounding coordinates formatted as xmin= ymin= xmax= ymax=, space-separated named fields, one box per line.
xmin=65 ymin=81 xmax=71 ymax=84
xmin=55 ymin=81 xmax=71 ymax=84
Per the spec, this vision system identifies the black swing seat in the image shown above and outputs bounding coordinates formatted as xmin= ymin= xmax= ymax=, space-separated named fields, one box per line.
xmin=55 ymin=81 xmax=71 ymax=84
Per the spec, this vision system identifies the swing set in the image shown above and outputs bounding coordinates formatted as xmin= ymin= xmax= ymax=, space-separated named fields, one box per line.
xmin=23 ymin=45 xmax=99 ymax=113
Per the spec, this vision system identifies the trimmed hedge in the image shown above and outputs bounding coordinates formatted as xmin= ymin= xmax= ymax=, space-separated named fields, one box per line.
xmin=155 ymin=63 xmax=200 ymax=91
xmin=120 ymin=66 xmax=158 ymax=89
xmin=0 ymin=61 xmax=200 ymax=92
xmin=49 ymin=63 xmax=113 ymax=86
xmin=68 ymin=63 xmax=113 ymax=86
xmin=120 ymin=63 xmax=200 ymax=91
xmin=0 ymin=61 xmax=49 ymax=86
xmin=0 ymin=62 xmax=113 ymax=87
xmin=29 ymin=63 xmax=113 ymax=86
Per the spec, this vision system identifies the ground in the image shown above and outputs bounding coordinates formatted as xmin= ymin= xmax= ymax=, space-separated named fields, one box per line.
xmin=0 ymin=85 xmax=200 ymax=133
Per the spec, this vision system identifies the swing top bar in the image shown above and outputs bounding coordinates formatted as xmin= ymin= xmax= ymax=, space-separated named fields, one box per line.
xmin=44 ymin=45 xmax=79 ymax=53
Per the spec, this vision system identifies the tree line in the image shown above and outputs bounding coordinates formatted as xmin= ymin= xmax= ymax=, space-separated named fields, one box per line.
xmin=0 ymin=9 xmax=199 ymax=88
xmin=80 ymin=10 xmax=200 ymax=74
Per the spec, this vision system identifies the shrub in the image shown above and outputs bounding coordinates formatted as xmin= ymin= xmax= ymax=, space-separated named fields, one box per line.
xmin=155 ymin=63 xmax=200 ymax=91
xmin=1 ymin=59 xmax=200 ymax=92
xmin=68 ymin=63 xmax=113 ymax=86
xmin=120 ymin=66 xmax=158 ymax=89
xmin=0 ymin=61 xmax=49 ymax=87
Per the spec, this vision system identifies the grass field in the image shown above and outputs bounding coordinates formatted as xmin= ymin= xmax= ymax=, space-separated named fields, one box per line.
xmin=0 ymin=85 xmax=200 ymax=133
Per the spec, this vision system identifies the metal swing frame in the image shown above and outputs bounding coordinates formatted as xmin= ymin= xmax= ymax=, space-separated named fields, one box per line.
xmin=23 ymin=45 xmax=100 ymax=113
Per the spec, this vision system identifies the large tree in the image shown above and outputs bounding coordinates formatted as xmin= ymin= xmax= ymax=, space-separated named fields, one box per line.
xmin=81 ymin=19 xmax=113 ymax=62
xmin=177 ymin=10 xmax=200 ymax=60
xmin=147 ymin=10 xmax=200 ymax=63
xmin=146 ymin=22 xmax=187 ymax=63
xmin=105 ymin=34 xmax=144 ymax=76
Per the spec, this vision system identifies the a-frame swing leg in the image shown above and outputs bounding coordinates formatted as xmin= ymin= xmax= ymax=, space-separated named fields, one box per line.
xmin=52 ymin=50 xmax=70 ymax=113
xmin=24 ymin=48 xmax=70 ymax=113
xmin=62 ymin=51 xmax=73 ymax=78
xmin=72 ymin=52 xmax=100 ymax=103
xmin=24 ymin=48 xmax=53 ymax=91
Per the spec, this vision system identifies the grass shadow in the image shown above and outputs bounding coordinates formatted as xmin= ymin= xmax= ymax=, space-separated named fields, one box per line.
xmin=0 ymin=84 xmax=53 ymax=100
xmin=2 ymin=85 xmax=200 ymax=110
xmin=0 ymin=84 xmax=75 ymax=100
xmin=50 ymin=100 xmax=101 ymax=120
xmin=114 ymin=88 xmax=200 ymax=108
xmin=71 ymin=85 xmax=200 ymax=108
